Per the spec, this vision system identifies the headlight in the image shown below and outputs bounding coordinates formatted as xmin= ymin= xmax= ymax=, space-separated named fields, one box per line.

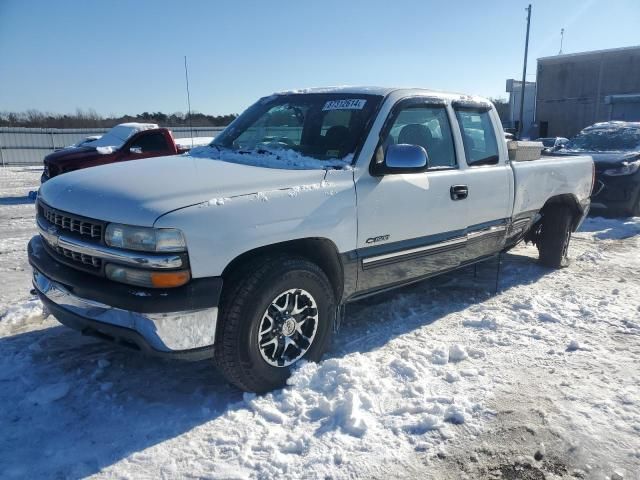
xmin=603 ymin=159 xmax=640 ymax=176
xmin=105 ymin=264 xmax=190 ymax=288
xmin=105 ymin=224 xmax=186 ymax=252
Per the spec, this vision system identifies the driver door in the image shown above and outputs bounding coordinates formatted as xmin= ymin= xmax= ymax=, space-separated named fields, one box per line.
xmin=123 ymin=131 xmax=172 ymax=161
xmin=355 ymin=99 xmax=469 ymax=293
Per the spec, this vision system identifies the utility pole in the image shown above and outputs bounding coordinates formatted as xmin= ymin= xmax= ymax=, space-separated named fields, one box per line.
xmin=518 ymin=4 xmax=532 ymax=140
xmin=559 ymin=28 xmax=565 ymax=55
xmin=184 ymin=56 xmax=194 ymax=148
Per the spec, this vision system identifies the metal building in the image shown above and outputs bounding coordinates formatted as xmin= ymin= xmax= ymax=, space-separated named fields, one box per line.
xmin=504 ymin=79 xmax=537 ymax=137
xmin=536 ymin=45 xmax=640 ymax=138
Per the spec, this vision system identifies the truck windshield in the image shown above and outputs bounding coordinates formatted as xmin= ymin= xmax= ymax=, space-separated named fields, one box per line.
xmin=209 ymin=93 xmax=383 ymax=167
xmin=565 ymin=127 xmax=640 ymax=152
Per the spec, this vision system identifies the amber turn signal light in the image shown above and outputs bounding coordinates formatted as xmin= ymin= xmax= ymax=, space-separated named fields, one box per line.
xmin=150 ymin=270 xmax=191 ymax=288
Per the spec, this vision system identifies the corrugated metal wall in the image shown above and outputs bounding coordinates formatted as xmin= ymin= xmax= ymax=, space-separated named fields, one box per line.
xmin=0 ymin=127 xmax=225 ymax=166
xmin=536 ymin=46 xmax=640 ymax=137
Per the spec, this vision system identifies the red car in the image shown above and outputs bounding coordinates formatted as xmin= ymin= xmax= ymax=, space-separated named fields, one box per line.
xmin=41 ymin=123 xmax=213 ymax=183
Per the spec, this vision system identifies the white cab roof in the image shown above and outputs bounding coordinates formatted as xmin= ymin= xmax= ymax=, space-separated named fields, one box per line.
xmin=274 ymin=85 xmax=491 ymax=104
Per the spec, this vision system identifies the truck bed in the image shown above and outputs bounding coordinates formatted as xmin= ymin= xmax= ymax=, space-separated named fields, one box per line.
xmin=510 ymin=154 xmax=593 ymax=219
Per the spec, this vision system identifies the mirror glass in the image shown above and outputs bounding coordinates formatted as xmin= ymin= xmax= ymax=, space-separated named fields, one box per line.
xmin=129 ymin=146 xmax=143 ymax=154
xmin=385 ymin=144 xmax=428 ymax=170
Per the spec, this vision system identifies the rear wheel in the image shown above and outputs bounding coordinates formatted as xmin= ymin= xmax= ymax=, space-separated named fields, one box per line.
xmin=537 ymin=205 xmax=573 ymax=268
xmin=215 ymin=256 xmax=335 ymax=393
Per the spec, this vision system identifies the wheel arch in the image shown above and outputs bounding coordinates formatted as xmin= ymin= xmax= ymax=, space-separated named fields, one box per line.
xmin=221 ymin=237 xmax=347 ymax=303
xmin=539 ymin=193 xmax=584 ymax=231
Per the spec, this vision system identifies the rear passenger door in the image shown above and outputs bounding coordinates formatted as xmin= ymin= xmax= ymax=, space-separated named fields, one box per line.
xmin=453 ymin=104 xmax=513 ymax=260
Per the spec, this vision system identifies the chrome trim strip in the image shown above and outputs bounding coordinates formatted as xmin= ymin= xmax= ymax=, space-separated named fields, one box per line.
xmin=33 ymin=269 xmax=217 ymax=352
xmin=511 ymin=218 xmax=530 ymax=227
xmin=592 ymin=180 xmax=605 ymax=197
xmin=467 ymin=225 xmax=507 ymax=240
xmin=362 ymin=236 xmax=467 ymax=266
xmin=37 ymin=217 xmax=183 ymax=269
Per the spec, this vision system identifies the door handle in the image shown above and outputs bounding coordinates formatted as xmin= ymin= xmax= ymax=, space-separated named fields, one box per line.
xmin=450 ymin=185 xmax=468 ymax=200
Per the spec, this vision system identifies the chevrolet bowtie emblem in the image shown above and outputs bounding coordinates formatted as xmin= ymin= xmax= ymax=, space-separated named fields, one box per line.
xmin=44 ymin=226 xmax=59 ymax=247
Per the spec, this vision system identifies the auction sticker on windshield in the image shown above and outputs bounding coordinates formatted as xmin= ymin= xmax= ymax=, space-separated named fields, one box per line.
xmin=322 ymin=99 xmax=367 ymax=111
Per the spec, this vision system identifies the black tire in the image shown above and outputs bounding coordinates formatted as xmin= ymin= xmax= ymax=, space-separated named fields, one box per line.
xmin=537 ymin=205 xmax=573 ymax=268
xmin=215 ymin=255 xmax=335 ymax=393
xmin=631 ymin=193 xmax=640 ymax=217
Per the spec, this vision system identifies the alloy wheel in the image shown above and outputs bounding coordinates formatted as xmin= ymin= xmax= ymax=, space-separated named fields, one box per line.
xmin=257 ymin=288 xmax=319 ymax=367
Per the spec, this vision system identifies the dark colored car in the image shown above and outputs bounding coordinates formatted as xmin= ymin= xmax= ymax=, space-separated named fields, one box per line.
xmin=557 ymin=121 xmax=640 ymax=216
xmin=41 ymin=123 xmax=212 ymax=183
xmin=537 ymin=137 xmax=569 ymax=154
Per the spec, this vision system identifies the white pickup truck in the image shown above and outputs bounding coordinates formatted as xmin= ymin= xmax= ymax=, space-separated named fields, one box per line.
xmin=29 ymin=87 xmax=594 ymax=392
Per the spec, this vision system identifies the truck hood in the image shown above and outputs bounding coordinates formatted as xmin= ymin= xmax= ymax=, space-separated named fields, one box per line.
xmin=38 ymin=155 xmax=328 ymax=226
xmin=556 ymin=149 xmax=640 ymax=170
xmin=44 ymin=146 xmax=109 ymax=167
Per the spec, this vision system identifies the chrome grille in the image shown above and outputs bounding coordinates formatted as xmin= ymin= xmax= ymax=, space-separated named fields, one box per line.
xmin=53 ymin=245 xmax=102 ymax=269
xmin=39 ymin=203 xmax=103 ymax=240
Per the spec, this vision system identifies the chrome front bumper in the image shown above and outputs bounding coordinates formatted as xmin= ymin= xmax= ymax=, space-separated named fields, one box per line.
xmin=33 ymin=269 xmax=218 ymax=357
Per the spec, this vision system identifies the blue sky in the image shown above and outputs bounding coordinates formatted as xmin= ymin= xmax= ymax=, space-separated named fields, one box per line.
xmin=1 ymin=0 xmax=638 ymax=116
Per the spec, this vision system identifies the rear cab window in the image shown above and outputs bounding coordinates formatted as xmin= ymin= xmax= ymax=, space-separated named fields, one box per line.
xmin=454 ymin=107 xmax=500 ymax=166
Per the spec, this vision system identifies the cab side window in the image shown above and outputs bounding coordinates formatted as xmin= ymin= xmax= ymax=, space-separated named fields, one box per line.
xmin=381 ymin=105 xmax=457 ymax=168
xmin=132 ymin=132 xmax=170 ymax=153
xmin=454 ymin=108 xmax=499 ymax=166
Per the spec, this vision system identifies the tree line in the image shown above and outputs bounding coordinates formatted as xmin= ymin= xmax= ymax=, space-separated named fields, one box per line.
xmin=0 ymin=99 xmax=509 ymax=129
xmin=0 ymin=109 xmax=238 ymax=128
xmin=489 ymin=98 xmax=509 ymax=123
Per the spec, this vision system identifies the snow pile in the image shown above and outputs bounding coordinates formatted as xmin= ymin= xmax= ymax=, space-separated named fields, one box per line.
xmin=0 ymin=300 xmax=42 ymax=334
xmin=577 ymin=215 xmax=640 ymax=240
xmin=174 ymin=137 xmax=215 ymax=149
xmin=188 ymin=145 xmax=354 ymax=170
xmin=156 ymin=341 xmax=483 ymax=477
xmin=204 ymin=180 xmax=332 ymax=206
xmin=206 ymin=197 xmax=229 ymax=207
xmin=96 ymin=146 xmax=116 ymax=155
xmin=25 ymin=382 xmax=71 ymax=405
xmin=90 ymin=123 xmax=159 ymax=152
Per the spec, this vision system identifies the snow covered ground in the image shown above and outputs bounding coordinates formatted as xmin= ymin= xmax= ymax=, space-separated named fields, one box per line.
xmin=1 ymin=166 xmax=639 ymax=479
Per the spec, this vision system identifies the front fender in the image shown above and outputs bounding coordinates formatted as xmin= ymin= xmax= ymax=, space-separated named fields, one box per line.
xmin=153 ymin=170 xmax=357 ymax=279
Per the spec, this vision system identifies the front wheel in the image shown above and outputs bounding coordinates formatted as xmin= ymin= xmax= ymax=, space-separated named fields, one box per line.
xmin=537 ymin=206 xmax=573 ymax=268
xmin=215 ymin=256 xmax=335 ymax=393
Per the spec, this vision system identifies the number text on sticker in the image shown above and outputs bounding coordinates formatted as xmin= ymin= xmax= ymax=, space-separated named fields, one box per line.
xmin=322 ymin=99 xmax=367 ymax=111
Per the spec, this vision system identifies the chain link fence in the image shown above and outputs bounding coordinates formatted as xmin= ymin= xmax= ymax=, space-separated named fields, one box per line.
xmin=0 ymin=127 xmax=225 ymax=166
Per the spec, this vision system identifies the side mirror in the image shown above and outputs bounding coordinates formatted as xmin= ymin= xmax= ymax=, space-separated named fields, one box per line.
xmin=375 ymin=144 xmax=429 ymax=175
xmin=129 ymin=146 xmax=143 ymax=154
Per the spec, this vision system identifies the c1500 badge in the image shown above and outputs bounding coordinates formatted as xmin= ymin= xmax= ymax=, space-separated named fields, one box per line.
xmin=366 ymin=235 xmax=390 ymax=244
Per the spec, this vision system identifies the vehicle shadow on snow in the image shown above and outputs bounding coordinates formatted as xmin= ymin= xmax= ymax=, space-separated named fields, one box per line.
xmin=579 ymin=215 xmax=640 ymax=240
xmin=0 ymin=195 xmax=35 ymax=205
xmin=0 ymin=326 xmax=242 ymax=478
xmin=0 ymin=249 xmax=549 ymax=478
xmin=334 ymin=250 xmax=548 ymax=357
